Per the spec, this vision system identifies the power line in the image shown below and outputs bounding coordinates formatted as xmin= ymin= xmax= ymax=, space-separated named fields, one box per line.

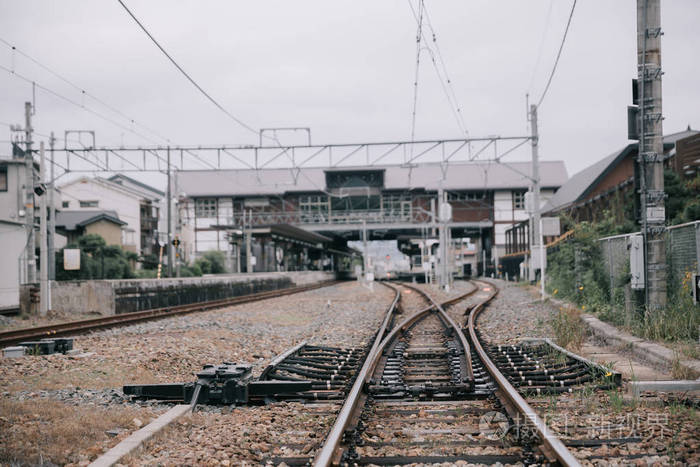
xmin=0 ymin=63 xmax=161 ymax=146
xmin=409 ymin=0 xmax=425 ymax=148
xmin=418 ymin=3 xmax=469 ymax=136
xmin=0 ymin=37 xmax=173 ymax=145
xmin=0 ymin=64 xmax=217 ymax=170
xmin=535 ymin=0 xmax=577 ymax=108
xmin=528 ymin=0 xmax=554 ymax=92
xmin=116 ymin=0 xmax=260 ymax=136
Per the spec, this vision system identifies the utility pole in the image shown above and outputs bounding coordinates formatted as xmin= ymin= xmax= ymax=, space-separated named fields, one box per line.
xmin=245 ymin=209 xmax=253 ymax=273
xmin=438 ymin=188 xmax=448 ymax=290
xmin=39 ymin=142 xmax=48 ymax=315
xmin=48 ymin=133 xmax=56 ymax=282
xmin=529 ymin=104 xmax=542 ymax=285
xmin=362 ymin=220 xmax=369 ymax=278
xmin=637 ymin=0 xmax=666 ymax=310
xmin=166 ymin=147 xmax=173 ymax=278
xmin=24 ymin=102 xmax=36 ymax=284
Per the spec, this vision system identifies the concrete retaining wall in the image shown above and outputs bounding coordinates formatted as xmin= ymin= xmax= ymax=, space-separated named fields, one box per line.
xmin=43 ymin=271 xmax=335 ymax=315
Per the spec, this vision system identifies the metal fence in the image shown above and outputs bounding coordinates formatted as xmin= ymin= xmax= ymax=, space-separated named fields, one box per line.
xmin=598 ymin=220 xmax=700 ymax=299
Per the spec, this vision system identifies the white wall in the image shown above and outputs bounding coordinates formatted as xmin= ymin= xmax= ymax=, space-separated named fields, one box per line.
xmin=60 ymin=180 xmax=142 ymax=252
xmin=0 ymin=222 xmax=25 ymax=310
xmin=493 ymin=189 xmax=556 ymax=248
xmin=190 ymin=197 xmax=234 ymax=254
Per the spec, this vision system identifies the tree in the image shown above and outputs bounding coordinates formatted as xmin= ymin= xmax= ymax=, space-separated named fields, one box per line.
xmin=673 ymin=174 xmax=700 ymax=224
xmin=665 ymin=169 xmax=690 ymax=223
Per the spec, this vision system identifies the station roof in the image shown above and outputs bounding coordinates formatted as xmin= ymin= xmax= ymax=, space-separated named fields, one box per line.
xmin=252 ymin=224 xmax=332 ymax=245
xmin=56 ymin=210 xmax=126 ymax=231
xmin=210 ymin=223 xmax=331 ymax=247
xmin=175 ymin=161 xmax=568 ymax=198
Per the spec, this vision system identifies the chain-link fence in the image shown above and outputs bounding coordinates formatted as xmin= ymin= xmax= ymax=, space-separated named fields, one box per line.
xmin=599 ymin=220 xmax=700 ymax=301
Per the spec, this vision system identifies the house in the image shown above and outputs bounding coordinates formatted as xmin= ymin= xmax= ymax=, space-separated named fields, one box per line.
xmin=499 ymin=128 xmax=699 ymax=279
xmin=0 ymin=219 xmax=26 ymax=311
xmin=55 ymin=210 xmax=126 ymax=246
xmin=107 ymin=174 xmax=167 ymax=248
xmin=0 ymin=152 xmax=38 ymax=310
xmin=542 ymin=128 xmax=699 ymax=222
xmin=59 ymin=176 xmax=162 ymax=259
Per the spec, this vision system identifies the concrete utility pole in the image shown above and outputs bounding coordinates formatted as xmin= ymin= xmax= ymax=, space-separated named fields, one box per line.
xmin=438 ymin=188 xmax=449 ymax=290
xmin=166 ymin=147 xmax=173 ymax=278
xmin=362 ymin=220 xmax=369 ymax=277
xmin=24 ymin=102 xmax=36 ymax=284
xmin=529 ymin=104 xmax=542 ymax=284
xmin=48 ymin=133 xmax=56 ymax=282
xmin=245 ymin=209 xmax=253 ymax=273
xmin=39 ymin=142 xmax=48 ymax=315
xmin=637 ymin=0 xmax=666 ymax=310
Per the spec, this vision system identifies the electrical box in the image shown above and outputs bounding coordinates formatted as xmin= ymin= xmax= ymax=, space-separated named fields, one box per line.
xmin=439 ymin=202 xmax=453 ymax=222
xmin=531 ymin=245 xmax=546 ymax=270
xmin=524 ymin=192 xmax=534 ymax=214
xmin=630 ymin=235 xmax=645 ymax=290
xmin=627 ymin=106 xmax=640 ymax=140
xmin=646 ymin=206 xmax=665 ymax=223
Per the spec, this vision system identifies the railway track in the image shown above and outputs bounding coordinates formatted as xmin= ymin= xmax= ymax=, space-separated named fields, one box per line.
xmin=260 ymin=280 xmax=575 ymax=465
xmin=290 ymin=280 xmax=580 ymax=466
xmin=0 ymin=280 xmax=338 ymax=347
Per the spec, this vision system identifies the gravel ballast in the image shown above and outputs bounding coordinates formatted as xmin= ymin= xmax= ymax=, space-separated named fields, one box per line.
xmin=0 ymin=281 xmax=395 ymax=466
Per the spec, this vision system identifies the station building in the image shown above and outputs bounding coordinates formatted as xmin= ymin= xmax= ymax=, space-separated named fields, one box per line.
xmin=174 ymin=161 xmax=567 ymax=274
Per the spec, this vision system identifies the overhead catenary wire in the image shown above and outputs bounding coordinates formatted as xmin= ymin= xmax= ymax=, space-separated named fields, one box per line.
xmin=0 ymin=63 xmax=162 ymax=147
xmin=528 ymin=0 xmax=555 ymax=93
xmin=0 ymin=47 xmax=219 ymax=170
xmin=116 ymin=0 xmax=261 ymax=137
xmin=408 ymin=1 xmax=469 ymax=137
xmin=409 ymin=0 xmax=425 ymax=149
xmin=535 ymin=0 xmax=577 ymax=108
xmin=0 ymin=37 xmax=174 ymax=146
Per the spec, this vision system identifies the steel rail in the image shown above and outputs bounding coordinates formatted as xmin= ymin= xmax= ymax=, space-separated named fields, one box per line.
xmin=400 ymin=283 xmax=474 ymax=386
xmin=0 ymin=280 xmax=338 ymax=347
xmin=467 ymin=280 xmax=582 ymax=467
xmin=314 ymin=281 xmax=479 ymax=466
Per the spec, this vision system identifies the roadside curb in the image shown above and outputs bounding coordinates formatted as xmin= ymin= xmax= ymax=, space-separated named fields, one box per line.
xmin=547 ymin=297 xmax=700 ymax=380
xmin=88 ymin=404 xmax=190 ymax=467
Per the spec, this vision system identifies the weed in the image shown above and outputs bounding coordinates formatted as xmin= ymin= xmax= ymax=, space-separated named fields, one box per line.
xmin=671 ymin=350 xmax=695 ymax=380
xmin=551 ymin=306 xmax=585 ymax=351
xmin=607 ymin=388 xmax=625 ymax=412
xmin=0 ymin=398 xmax=153 ymax=465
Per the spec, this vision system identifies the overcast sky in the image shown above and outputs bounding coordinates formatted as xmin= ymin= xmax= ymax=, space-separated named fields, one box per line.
xmin=1 ymin=1 xmax=698 ymax=188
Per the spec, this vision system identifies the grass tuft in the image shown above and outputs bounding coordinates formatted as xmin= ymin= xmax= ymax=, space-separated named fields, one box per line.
xmin=552 ymin=306 xmax=585 ymax=351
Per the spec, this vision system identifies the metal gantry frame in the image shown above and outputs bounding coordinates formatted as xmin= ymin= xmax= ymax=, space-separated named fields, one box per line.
xmin=48 ymin=135 xmax=533 ymax=175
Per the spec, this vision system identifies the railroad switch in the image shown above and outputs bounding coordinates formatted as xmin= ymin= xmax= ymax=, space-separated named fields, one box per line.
xmin=18 ymin=337 xmax=74 ymax=355
xmin=123 ymin=362 xmax=312 ymax=407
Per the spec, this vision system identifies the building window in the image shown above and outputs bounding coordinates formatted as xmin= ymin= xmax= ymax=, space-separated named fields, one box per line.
xmin=331 ymin=195 xmax=380 ymax=212
xmin=195 ymin=198 xmax=218 ymax=217
xmin=447 ymin=191 xmax=484 ymax=201
xmin=299 ymin=195 xmax=328 ymax=222
xmin=512 ymin=190 xmax=526 ymax=210
xmin=62 ymin=201 xmax=70 ymax=208
xmin=382 ymin=194 xmax=411 ymax=219
xmin=80 ymin=200 xmax=99 ymax=208
xmin=0 ymin=167 xmax=7 ymax=191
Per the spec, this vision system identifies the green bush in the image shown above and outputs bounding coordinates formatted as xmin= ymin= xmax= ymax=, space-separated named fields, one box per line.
xmin=194 ymin=250 xmax=228 ymax=275
xmin=546 ymin=219 xmax=610 ymax=316
xmin=56 ymin=234 xmax=135 ymax=280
